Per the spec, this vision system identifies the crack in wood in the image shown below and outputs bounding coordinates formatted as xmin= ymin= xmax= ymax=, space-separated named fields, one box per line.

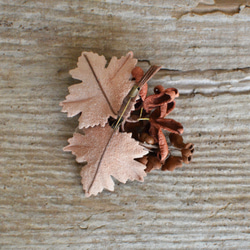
xmin=138 ymin=59 xmax=250 ymax=97
xmin=174 ymin=0 xmax=250 ymax=19
xmin=139 ymin=59 xmax=250 ymax=76
xmin=207 ymin=202 xmax=231 ymax=219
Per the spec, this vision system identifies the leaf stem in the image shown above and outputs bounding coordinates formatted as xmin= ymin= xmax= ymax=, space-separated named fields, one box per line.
xmin=137 ymin=118 xmax=150 ymax=121
xmin=139 ymin=107 xmax=144 ymax=118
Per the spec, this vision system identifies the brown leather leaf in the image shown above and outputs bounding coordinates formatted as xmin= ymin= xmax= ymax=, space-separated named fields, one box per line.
xmin=60 ymin=51 xmax=137 ymax=128
xmin=146 ymin=86 xmax=179 ymax=117
xmin=150 ymin=117 xmax=184 ymax=135
xmin=161 ymin=101 xmax=176 ymax=117
xmin=157 ymin=129 xmax=169 ymax=161
xmin=159 ymin=88 xmax=178 ymax=117
xmin=143 ymin=92 xmax=171 ymax=113
xmin=64 ymin=125 xmax=147 ymax=197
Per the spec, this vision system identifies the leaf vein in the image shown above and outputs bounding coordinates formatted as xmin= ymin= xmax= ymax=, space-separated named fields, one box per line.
xmin=109 ymin=52 xmax=133 ymax=81
xmin=84 ymin=54 xmax=117 ymax=115
xmin=87 ymin=129 xmax=116 ymax=194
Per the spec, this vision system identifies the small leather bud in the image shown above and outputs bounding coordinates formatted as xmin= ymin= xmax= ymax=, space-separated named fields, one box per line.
xmin=182 ymin=155 xmax=193 ymax=164
xmin=169 ymin=133 xmax=185 ymax=148
xmin=145 ymin=155 xmax=162 ymax=173
xmin=154 ymin=85 xmax=165 ymax=94
xmin=162 ymin=155 xmax=183 ymax=171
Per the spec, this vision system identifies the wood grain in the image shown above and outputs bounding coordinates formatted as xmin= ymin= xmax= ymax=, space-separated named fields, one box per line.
xmin=1 ymin=0 xmax=250 ymax=249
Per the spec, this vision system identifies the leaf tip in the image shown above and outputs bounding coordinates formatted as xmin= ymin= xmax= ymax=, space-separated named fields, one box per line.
xmin=127 ymin=51 xmax=134 ymax=57
xmin=63 ymin=145 xmax=70 ymax=152
xmin=178 ymin=127 xmax=184 ymax=135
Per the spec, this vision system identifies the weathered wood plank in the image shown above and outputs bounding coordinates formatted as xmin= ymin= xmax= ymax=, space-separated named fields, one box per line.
xmin=1 ymin=0 xmax=250 ymax=249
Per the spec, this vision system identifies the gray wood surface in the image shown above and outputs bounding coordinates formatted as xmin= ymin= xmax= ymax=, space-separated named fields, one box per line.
xmin=1 ymin=0 xmax=250 ymax=249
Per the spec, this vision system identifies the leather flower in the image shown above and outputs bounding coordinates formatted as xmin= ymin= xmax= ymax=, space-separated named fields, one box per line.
xmin=127 ymin=67 xmax=194 ymax=173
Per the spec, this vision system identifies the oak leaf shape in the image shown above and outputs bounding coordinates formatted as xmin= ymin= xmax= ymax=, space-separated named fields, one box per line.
xmin=60 ymin=51 xmax=137 ymax=128
xmin=64 ymin=125 xmax=147 ymax=197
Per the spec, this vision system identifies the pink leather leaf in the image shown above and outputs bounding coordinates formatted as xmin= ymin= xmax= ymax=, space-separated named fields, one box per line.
xmin=60 ymin=51 xmax=137 ymax=128
xmin=63 ymin=125 xmax=147 ymax=197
